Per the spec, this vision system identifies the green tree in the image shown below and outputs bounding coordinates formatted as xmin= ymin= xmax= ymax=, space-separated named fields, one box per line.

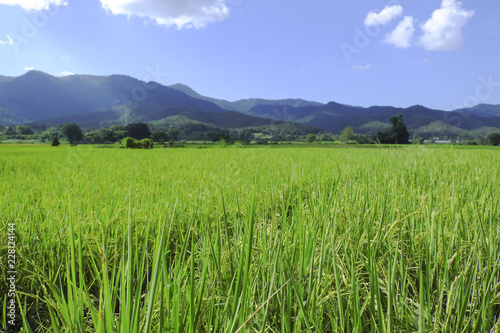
xmin=16 ymin=125 xmax=34 ymax=135
xmin=212 ymin=132 xmax=231 ymax=143
xmin=99 ymin=129 xmax=114 ymax=143
xmin=107 ymin=125 xmax=127 ymax=142
xmin=62 ymin=123 xmax=84 ymax=145
xmin=237 ymin=129 xmax=253 ymax=145
xmin=339 ymin=126 xmax=355 ymax=143
xmin=125 ymin=123 xmax=151 ymax=140
xmin=318 ymin=132 xmax=335 ymax=142
xmin=305 ymin=133 xmax=316 ymax=143
xmin=355 ymin=135 xmax=372 ymax=144
xmin=51 ymin=136 xmax=60 ymax=146
xmin=151 ymin=131 xmax=169 ymax=143
xmin=5 ymin=125 xmax=16 ymax=136
xmin=484 ymin=133 xmax=500 ymax=146
xmin=377 ymin=114 xmax=410 ymax=144
xmin=84 ymin=132 xmax=105 ymax=144
xmin=167 ymin=128 xmax=180 ymax=142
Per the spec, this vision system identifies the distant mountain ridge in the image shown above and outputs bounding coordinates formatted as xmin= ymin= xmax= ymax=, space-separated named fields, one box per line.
xmin=1 ymin=71 xmax=500 ymax=139
xmin=227 ymin=101 xmax=500 ymax=135
xmin=167 ymin=82 xmax=500 ymax=137
xmin=168 ymin=83 xmax=323 ymax=112
xmin=453 ymin=104 xmax=500 ymax=118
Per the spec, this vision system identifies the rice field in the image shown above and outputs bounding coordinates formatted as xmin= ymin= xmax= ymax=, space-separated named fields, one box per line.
xmin=1 ymin=144 xmax=500 ymax=332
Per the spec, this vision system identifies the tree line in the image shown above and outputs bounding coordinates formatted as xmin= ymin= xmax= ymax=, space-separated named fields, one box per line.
xmin=2 ymin=114 xmax=500 ymax=146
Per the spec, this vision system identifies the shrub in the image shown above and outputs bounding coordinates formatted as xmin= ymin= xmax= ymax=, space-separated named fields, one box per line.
xmin=121 ymin=137 xmax=154 ymax=149
xmin=139 ymin=138 xmax=154 ymax=149
xmin=123 ymin=137 xmax=138 ymax=149
xmin=217 ymin=139 xmax=227 ymax=148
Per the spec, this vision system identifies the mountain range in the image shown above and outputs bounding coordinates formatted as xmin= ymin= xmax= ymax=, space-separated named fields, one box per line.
xmin=1 ymin=70 xmax=500 ymax=139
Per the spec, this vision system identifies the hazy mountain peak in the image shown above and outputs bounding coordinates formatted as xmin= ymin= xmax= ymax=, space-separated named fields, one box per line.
xmin=169 ymin=83 xmax=203 ymax=99
xmin=20 ymin=70 xmax=53 ymax=78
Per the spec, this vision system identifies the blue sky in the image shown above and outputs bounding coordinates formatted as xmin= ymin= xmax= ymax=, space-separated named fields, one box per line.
xmin=0 ymin=0 xmax=499 ymax=110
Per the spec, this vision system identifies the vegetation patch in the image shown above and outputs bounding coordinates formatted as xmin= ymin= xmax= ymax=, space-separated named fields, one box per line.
xmin=119 ymin=137 xmax=154 ymax=149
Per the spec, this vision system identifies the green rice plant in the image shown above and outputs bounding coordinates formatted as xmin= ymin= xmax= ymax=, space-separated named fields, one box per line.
xmin=0 ymin=145 xmax=499 ymax=332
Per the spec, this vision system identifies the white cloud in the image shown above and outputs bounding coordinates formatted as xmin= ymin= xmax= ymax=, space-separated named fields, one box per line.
xmin=0 ymin=0 xmax=67 ymax=11
xmin=384 ymin=16 xmax=414 ymax=48
xmin=100 ymin=0 xmax=231 ymax=29
xmin=364 ymin=5 xmax=403 ymax=26
xmin=61 ymin=71 xmax=74 ymax=76
xmin=60 ymin=55 xmax=71 ymax=61
xmin=24 ymin=66 xmax=34 ymax=70
xmin=0 ymin=34 xmax=14 ymax=46
xmin=351 ymin=64 xmax=371 ymax=71
xmin=417 ymin=0 xmax=474 ymax=51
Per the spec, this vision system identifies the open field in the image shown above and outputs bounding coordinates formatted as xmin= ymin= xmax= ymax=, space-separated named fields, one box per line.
xmin=1 ymin=145 xmax=500 ymax=332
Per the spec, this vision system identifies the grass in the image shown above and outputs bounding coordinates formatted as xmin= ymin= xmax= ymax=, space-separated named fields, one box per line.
xmin=0 ymin=144 xmax=499 ymax=332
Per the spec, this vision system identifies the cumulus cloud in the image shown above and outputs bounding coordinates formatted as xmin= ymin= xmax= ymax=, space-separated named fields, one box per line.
xmin=0 ymin=0 xmax=67 ymax=11
xmin=61 ymin=71 xmax=74 ymax=76
xmin=24 ymin=66 xmax=34 ymax=70
xmin=417 ymin=0 xmax=474 ymax=51
xmin=364 ymin=5 xmax=403 ymax=26
xmin=100 ymin=0 xmax=231 ymax=29
xmin=384 ymin=16 xmax=415 ymax=48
